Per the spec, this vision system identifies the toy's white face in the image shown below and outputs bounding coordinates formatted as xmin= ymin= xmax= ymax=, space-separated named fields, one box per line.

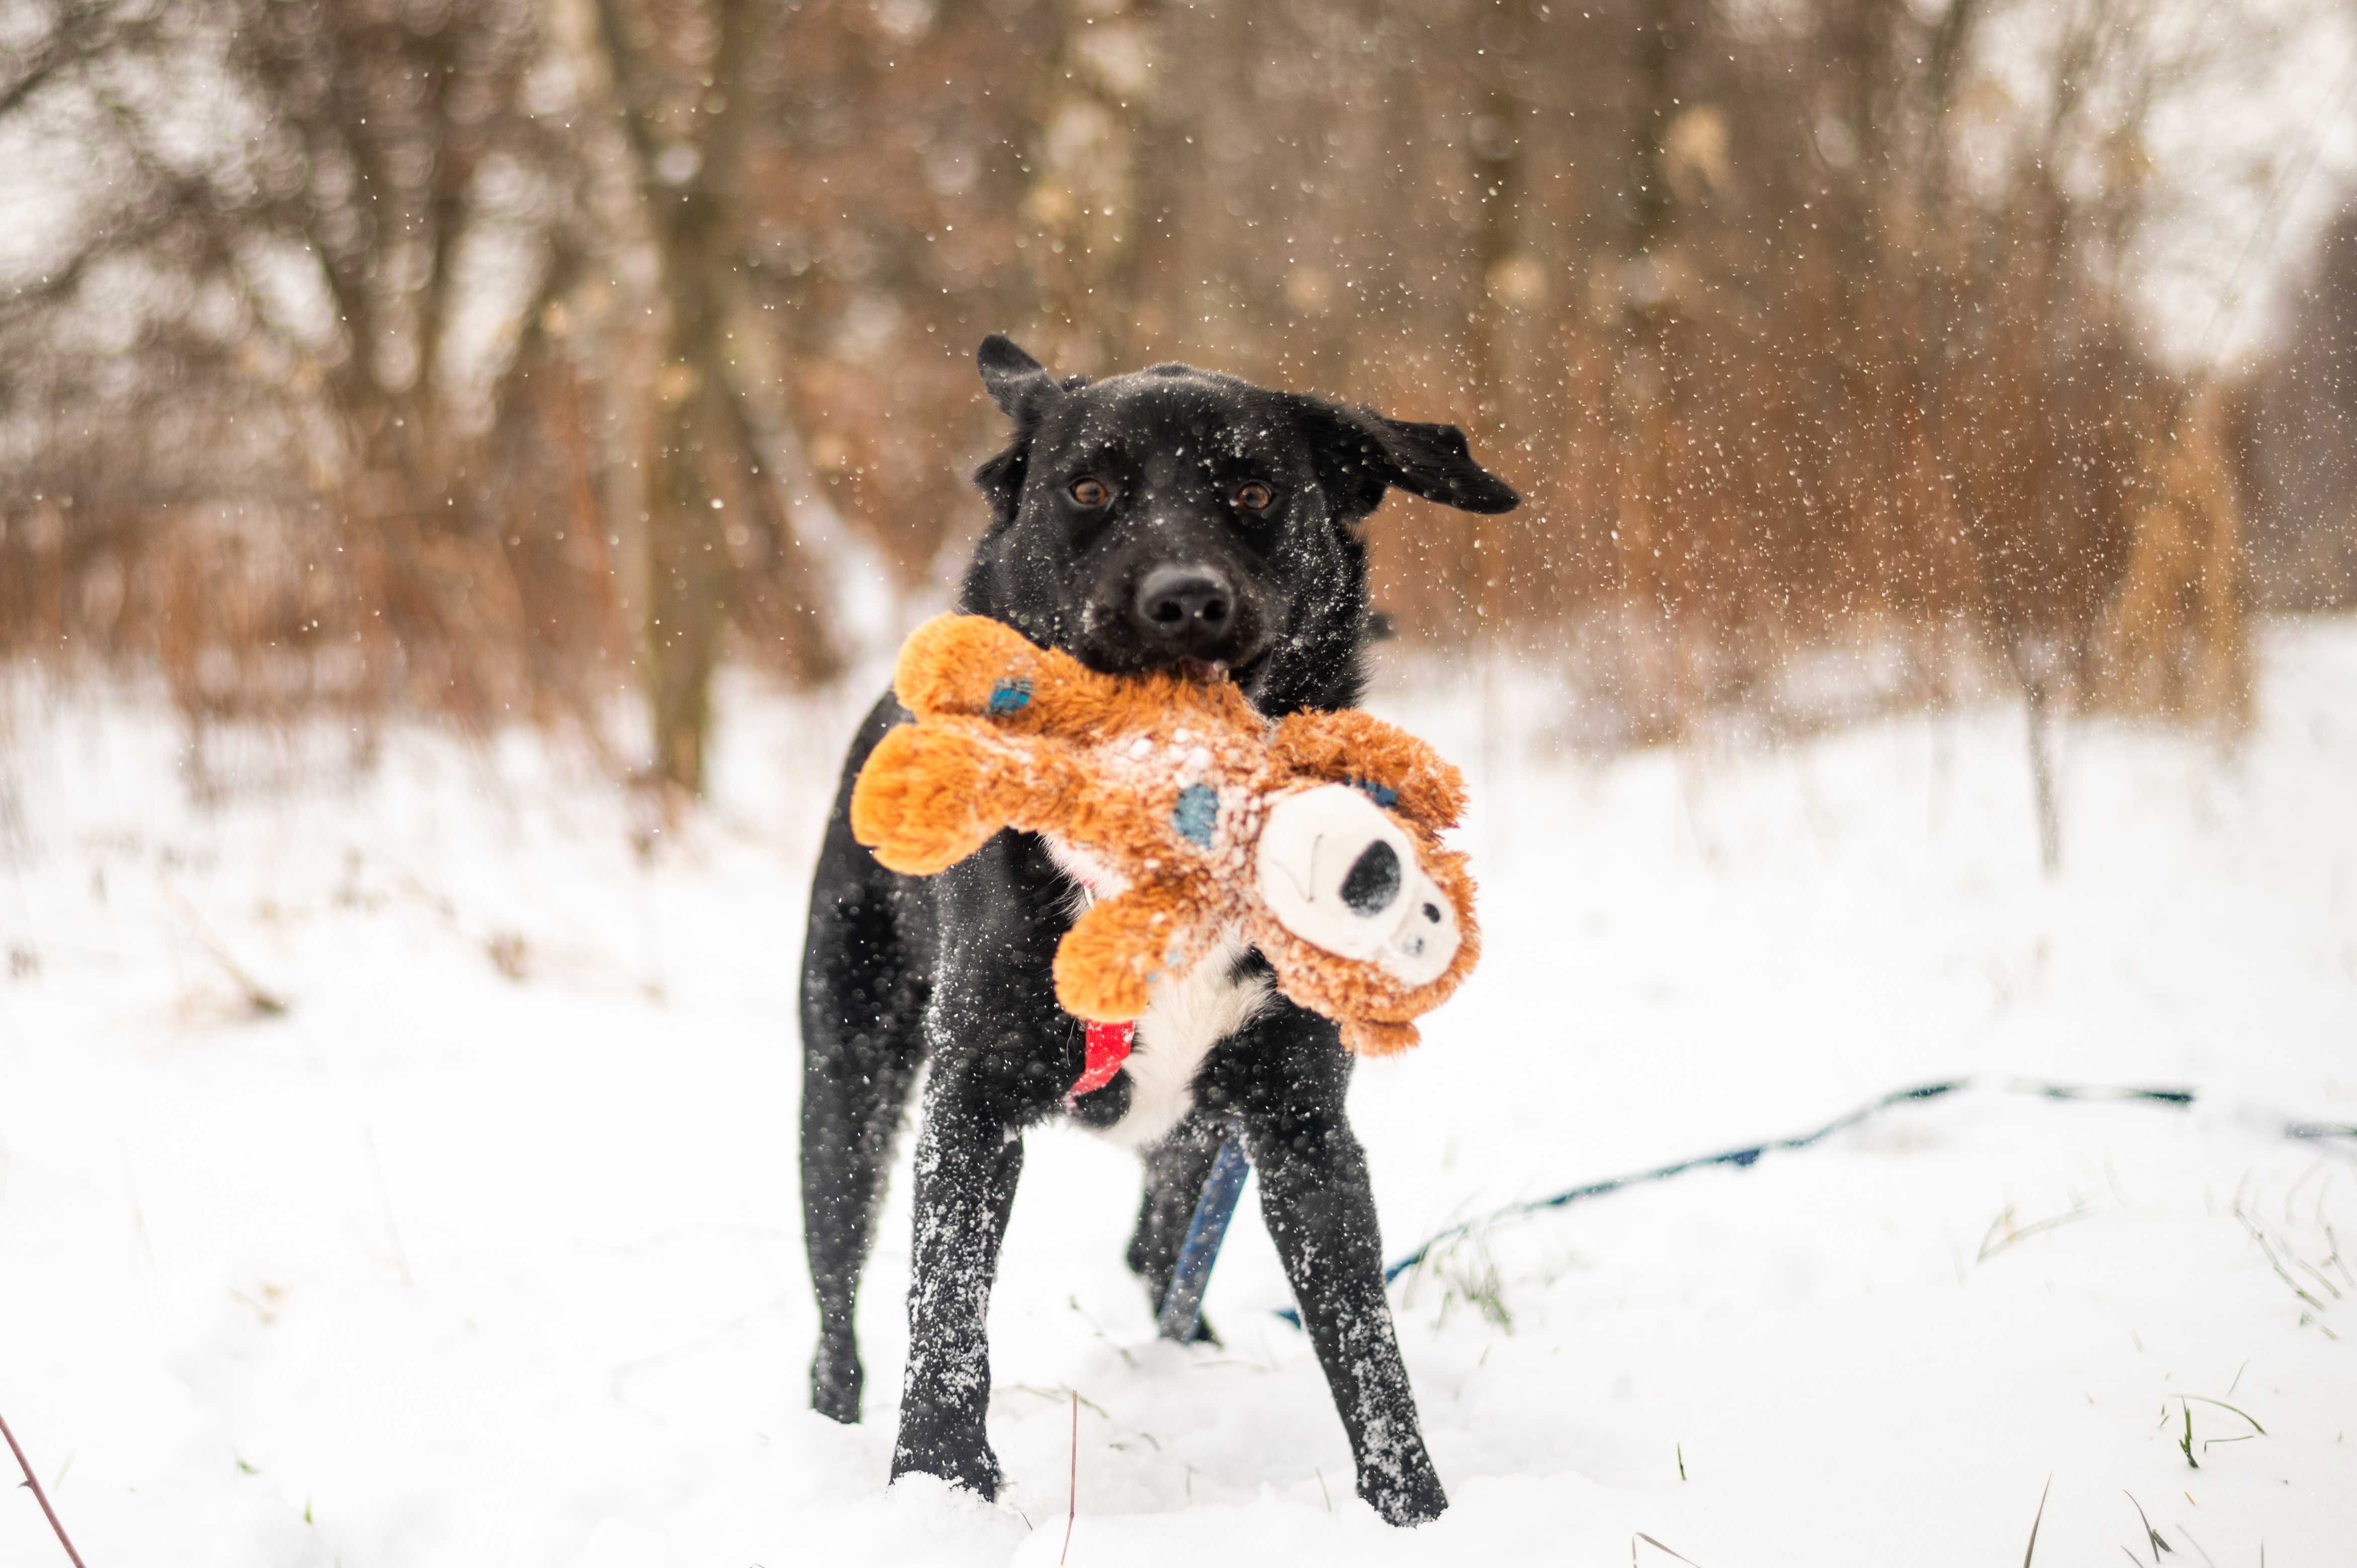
xmin=1256 ymin=783 xmax=1459 ymax=985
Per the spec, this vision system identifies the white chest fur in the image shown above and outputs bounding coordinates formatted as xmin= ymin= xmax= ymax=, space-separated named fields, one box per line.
xmin=1105 ymin=938 xmax=1273 ymax=1151
xmin=1044 ymin=836 xmax=1131 ymax=904
xmin=1046 ymin=839 xmax=1272 ymax=1151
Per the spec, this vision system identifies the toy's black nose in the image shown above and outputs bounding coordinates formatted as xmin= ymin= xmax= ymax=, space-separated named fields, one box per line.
xmin=1134 ymin=564 xmax=1235 ymax=652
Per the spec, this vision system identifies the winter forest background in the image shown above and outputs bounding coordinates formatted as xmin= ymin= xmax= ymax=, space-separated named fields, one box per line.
xmin=6 ymin=0 xmax=2356 ymax=790
xmin=3 ymin=2 xmax=2357 ymax=1566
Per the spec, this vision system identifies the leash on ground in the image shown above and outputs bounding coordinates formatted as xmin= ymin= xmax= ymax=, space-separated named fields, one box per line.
xmin=1151 ymin=1077 xmax=2357 ymax=1340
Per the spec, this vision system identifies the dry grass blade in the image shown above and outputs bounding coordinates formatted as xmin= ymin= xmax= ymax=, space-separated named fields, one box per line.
xmin=2122 ymin=1490 xmax=2171 ymax=1561
xmin=1632 ymin=1532 xmax=1707 ymax=1567
xmin=2236 ymin=1207 xmax=2333 ymax=1312
xmin=158 ymin=880 xmax=289 ymax=1018
xmin=2023 ymin=1475 xmax=2054 ymax=1568
xmin=1059 ymin=1389 xmax=1077 ymax=1566
xmin=2173 ymin=1394 xmax=2267 ymax=1435
xmin=1979 ymin=1201 xmax=2100 ymax=1263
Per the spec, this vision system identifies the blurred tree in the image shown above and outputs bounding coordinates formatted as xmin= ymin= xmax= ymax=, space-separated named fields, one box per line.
xmin=593 ymin=0 xmax=840 ymax=795
xmin=0 ymin=0 xmax=621 ymax=735
xmin=1021 ymin=0 xmax=1158 ymax=374
xmin=2243 ymin=208 xmax=2357 ymax=610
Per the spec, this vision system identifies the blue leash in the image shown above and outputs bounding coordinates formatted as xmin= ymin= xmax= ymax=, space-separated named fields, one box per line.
xmin=1150 ymin=1077 xmax=2357 ymax=1335
xmin=1156 ymin=1139 xmax=1252 ymax=1341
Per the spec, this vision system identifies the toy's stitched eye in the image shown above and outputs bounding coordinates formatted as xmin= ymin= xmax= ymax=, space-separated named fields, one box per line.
xmin=1235 ymin=480 xmax=1274 ymax=512
xmin=1070 ymin=477 xmax=1111 ymax=507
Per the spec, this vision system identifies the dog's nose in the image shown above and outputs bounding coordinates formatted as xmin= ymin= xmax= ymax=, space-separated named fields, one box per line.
xmin=1134 ymin=564 xmax=1235 ymax=648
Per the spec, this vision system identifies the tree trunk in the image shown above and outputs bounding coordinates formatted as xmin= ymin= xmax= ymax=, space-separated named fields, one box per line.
xmin=1608 ymin=0 xmax=1695 ymax=744
xmin=646 ymin=368 xmax=732 ymax=794
xmin=1024 ymin=0 xmax=1158 ymax=374
xmin=2025 ymin=676 xmax=2061 ymax=876
xmin=598 ymin=0 xmax=837 ymax=795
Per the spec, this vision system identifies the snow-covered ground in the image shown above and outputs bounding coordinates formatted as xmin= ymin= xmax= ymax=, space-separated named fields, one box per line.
xmin=2 ymin=619 xmax=2353 ymax=1568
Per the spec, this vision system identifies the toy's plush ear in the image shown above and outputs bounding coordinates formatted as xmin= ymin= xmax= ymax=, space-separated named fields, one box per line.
xmin=1269 ymin=710 xmax=1468 ymax=832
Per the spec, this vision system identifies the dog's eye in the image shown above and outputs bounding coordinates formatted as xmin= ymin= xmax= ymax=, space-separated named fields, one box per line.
xmin=1234 ymin=480 xmax=1274 ymax=512
xmin=1069 ymin=477 xmax=1111 ymax=508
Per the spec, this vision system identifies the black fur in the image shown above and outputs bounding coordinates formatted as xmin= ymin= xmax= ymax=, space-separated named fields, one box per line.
xmin=798 ymin=335 xmax=1518 ymax=1526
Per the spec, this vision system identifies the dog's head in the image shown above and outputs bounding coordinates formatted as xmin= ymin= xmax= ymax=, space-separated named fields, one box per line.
xmin=958 ymin=334 xmax=1519 ymax=715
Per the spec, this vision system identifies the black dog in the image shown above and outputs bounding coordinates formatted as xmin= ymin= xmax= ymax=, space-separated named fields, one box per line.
xmin=798 ymin=334 xmax=1517 ymax=1526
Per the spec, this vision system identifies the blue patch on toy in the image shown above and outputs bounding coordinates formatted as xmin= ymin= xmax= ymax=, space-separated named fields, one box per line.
xmin=1172 ymin=783 xmax=1219 ymax=847
xmin=987 ymin=678 xmax=1032 ymax=714
xmin=1352 ymin=777 xmax=1400 ymax=809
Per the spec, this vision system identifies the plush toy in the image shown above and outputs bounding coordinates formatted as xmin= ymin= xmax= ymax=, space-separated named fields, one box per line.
xmin=849 ymin=614 xmax=1479 ymax=1058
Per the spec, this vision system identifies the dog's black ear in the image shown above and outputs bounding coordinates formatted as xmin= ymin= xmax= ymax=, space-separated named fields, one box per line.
xmin=1290 ymin=396 xmax=1521 ymax=518
xmin=978 ymin=333 xmax=1062 ymax=421
xmin=972 ymin=335 xmax=1062 ymax=519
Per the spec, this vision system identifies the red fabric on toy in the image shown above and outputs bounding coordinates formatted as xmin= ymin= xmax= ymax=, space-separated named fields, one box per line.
xmin=1072 ymin=1020 xmax=1135 ymax=1097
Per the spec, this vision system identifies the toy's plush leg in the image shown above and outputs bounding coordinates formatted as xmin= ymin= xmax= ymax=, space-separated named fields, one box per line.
xmin=1052 ymin=879 xmax=1220 ymax=1023
xmin=1124 ymin=1115 xmax=1229 ymax=1343
xmin=889 ymin=613 xmax=1124 ymax=743
xmin=853 ymin=719 xmax=1109 ymax=879
xmin=849 ymin=723 xmax=1020 ymax=876
xmin=888 ymin=614 xmax=1051 ymax=718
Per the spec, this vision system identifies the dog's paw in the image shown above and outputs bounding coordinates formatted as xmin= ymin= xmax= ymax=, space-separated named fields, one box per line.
xmin=809 ymin=1339 xmax=863 ymax=1425
xmin=890 ymin=1426 xmax=1003 ymax=1501
xmin=1359 ymin=1457 xmax=1448 ymax=1527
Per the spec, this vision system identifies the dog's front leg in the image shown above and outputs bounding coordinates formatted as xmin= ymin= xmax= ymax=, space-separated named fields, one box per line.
xmin=890 ymin=1055 xmax=1027 ymax=1497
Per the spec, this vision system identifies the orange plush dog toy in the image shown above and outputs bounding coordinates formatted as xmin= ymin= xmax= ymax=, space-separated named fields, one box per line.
xmin=850 ymin=614 xmax=1479 ymax=1057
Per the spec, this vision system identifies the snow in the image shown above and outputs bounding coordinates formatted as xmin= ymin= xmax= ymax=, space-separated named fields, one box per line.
xmin=3 ymin=618 xmax=2354 ymax=1568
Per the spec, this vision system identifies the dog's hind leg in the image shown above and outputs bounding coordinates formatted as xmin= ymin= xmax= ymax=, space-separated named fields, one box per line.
xmin=801 ymin=725 xmax=932 ymax=1426
xmin=1125 ymin=1116 xmax=1227 ymax=1342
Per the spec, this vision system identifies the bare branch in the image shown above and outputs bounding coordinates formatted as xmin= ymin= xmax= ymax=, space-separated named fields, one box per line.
xmin=0 ymin=1403 xmax=89 ymax=1568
